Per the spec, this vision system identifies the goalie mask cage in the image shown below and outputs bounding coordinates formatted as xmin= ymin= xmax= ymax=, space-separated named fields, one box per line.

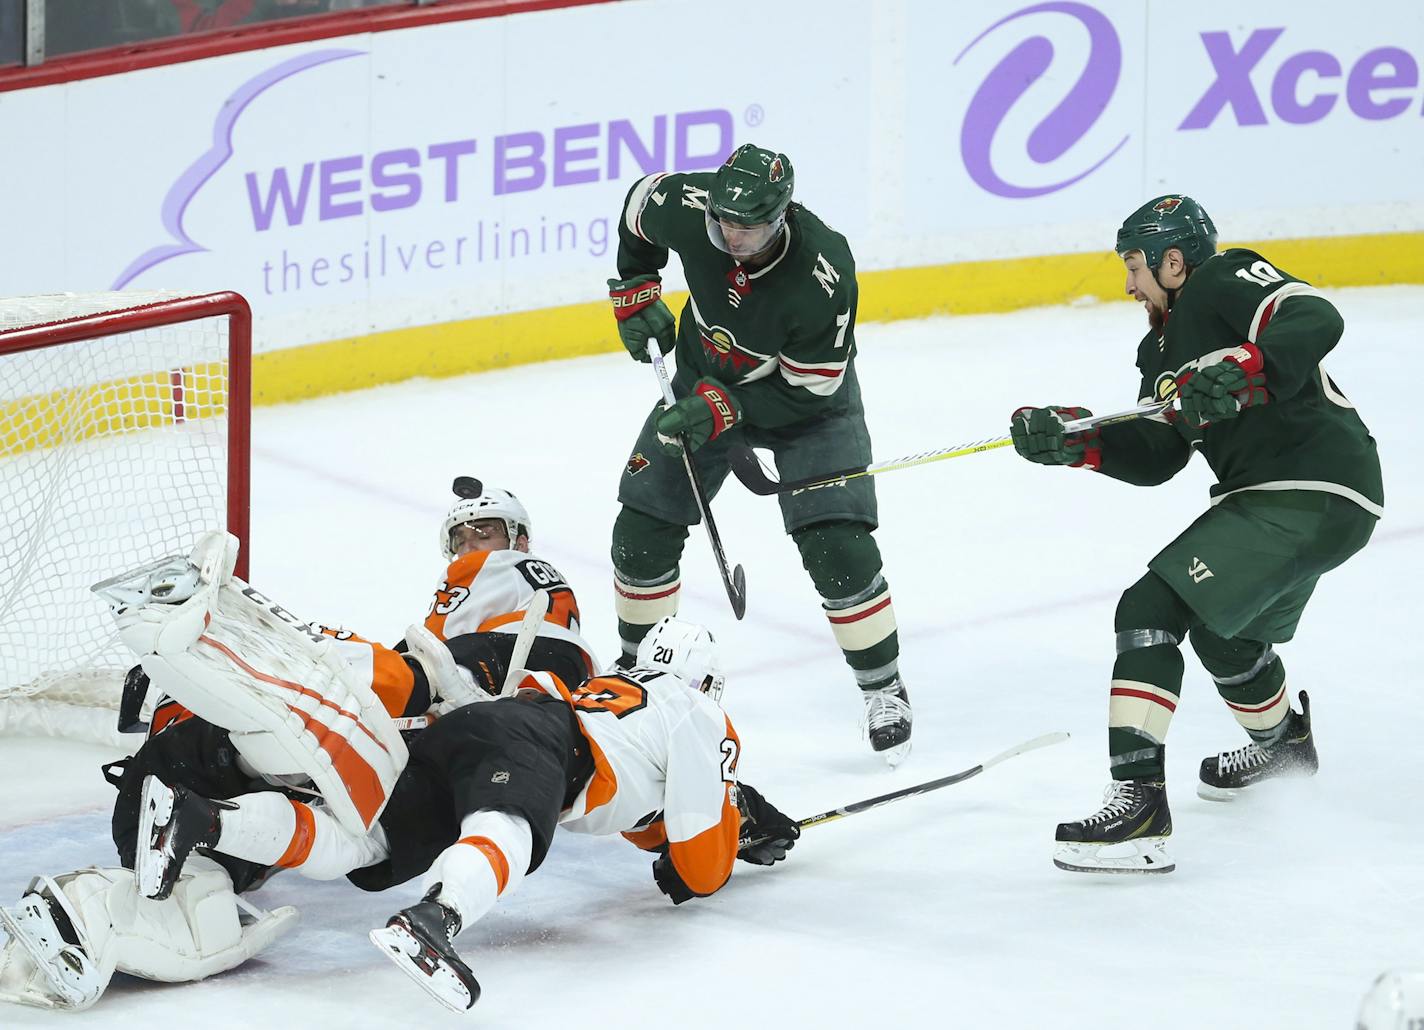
xmin=0 ymin=291 xmax=251 ymax=748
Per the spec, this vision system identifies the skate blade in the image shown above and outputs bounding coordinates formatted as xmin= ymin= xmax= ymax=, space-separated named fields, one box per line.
xmin=135 ymin=777 xmax=176 ymax=899
xmin=0 ymin=894 xmax=102 ymax=1008
xmin=1196 ymin=781 xmax=1244 ymax=802
xmin=879 ymin=739 xmax=912 ymax=768
xmin=1053 ymin=836 xmax=1175 ymax=875
xmin=369 ymin=923 xmax=477 ymax=1013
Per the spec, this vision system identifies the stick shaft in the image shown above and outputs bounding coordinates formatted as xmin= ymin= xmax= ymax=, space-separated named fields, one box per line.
xmin=649 ymin=345 xmax=747 ymax=619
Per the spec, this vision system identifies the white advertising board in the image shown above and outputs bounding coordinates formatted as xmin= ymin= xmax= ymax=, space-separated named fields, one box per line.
xmin=0 ymin=0 xmax=1419 ymax=353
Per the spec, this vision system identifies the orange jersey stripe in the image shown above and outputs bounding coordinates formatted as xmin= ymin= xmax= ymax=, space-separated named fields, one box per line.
xmin=425 ymin=550 xmax=493 ymax=639
xmin=277 ymin=800 xmax=317 ymax=868
xmin=368 ymin=643 xmax=418 ymax=718
xmin=458 ymin=835 xmax=511 ymax=894
xmin=148 ymin=699 xmax=195 ymax=738
xmin=622 ymin=821 xmax=669 ymax=852
xmin=667 ymin=785 xmax=740 ymax=897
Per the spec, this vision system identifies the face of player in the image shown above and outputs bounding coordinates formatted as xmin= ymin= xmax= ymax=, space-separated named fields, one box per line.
xmin=451 ymin=518 xmax=514 ymax=556
xmin=705 ymin=210 xmax=786 ymax=265
xmin=1122 ymin=249 xmax=1186 ymax=331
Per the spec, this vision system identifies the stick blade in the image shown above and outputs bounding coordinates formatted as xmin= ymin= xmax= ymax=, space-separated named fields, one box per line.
xmin=729 ymin=564 xmax=747 ymax=620
xmin=727 ymin=445 xmax=780 ymax=496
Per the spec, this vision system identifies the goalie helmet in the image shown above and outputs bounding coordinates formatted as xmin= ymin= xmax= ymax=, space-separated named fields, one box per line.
xmin=635 ymin=617 xmax=725 ymax=702
xmin=1115 ymin=194 xmax=1218 ymax=270
xmin=440 ymin=480 xmax=532 ymax=560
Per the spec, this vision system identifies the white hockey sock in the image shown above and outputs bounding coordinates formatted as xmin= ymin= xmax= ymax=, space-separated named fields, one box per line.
xmin=421 ymin=810 xmax=532 ymax=931
xmin=217 ymin=792 xmax=388 ymax=880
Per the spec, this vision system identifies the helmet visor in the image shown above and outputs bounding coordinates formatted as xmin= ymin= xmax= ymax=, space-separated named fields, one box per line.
xmin=706 ymin=209 xmax=785 ymax=260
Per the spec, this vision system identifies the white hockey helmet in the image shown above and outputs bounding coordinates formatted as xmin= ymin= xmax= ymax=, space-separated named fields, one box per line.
xmin=635 ymin=617 xmax=725 ymax=702
xmin=440 ymin=476 xmax=532 ymax=560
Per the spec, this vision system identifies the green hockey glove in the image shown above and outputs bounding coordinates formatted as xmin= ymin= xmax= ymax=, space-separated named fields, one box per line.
xmin=1177 ymin=344 xmax=1269 ymax=426
xmin=1010 ymin=406 xmax=1101 ymax=470
xmin=608 ymin=274 xmax=675 ymax=363
xmin=654 ymin=378 xmax=742 ymax=455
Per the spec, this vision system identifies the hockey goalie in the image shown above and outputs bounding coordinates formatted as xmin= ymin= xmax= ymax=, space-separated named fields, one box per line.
xmin=0 ymin=529 xmax=408 ymax=1010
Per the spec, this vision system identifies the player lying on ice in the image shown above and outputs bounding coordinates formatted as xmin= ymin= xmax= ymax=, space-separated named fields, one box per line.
xmin=106 ymin=477 xmax=599 ymax=897
xmin=0 ymin=533 xmax=797 ymax=1013
xmin=0 ymin=479 xmax=599 ymax=1011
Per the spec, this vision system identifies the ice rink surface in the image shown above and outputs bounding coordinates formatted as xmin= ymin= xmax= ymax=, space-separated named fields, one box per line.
xmin=3 ymin=286 xmax=1420 ymax=1028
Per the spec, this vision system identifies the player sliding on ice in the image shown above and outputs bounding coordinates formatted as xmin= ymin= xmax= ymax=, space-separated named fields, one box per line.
xmin=1009 ymin=195 xmax=1382 ymax=874
xmin=121 ymin=539 xmax=797 ymax=1014
xmin=0 ymin=482 xmax=601 ymax=1011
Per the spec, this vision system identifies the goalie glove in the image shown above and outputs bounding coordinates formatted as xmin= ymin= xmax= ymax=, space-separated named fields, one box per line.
xmin=1177 ymin=344 xmax=1269 ymax=427
xmin=735 ymin=782 xmax=800 ymax=866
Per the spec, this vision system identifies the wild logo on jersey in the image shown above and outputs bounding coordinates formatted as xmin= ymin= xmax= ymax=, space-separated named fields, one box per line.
xmin=698 ymin=322 xmax=766 ymax=375
xmin=625 ymin=452 xmax=651 ymax=476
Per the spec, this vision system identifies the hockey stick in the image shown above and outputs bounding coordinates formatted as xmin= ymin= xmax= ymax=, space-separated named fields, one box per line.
xmin=742 ymin=732 xmax=1069 ymax=846
xmin=727 ymin=400 xmax=1175 ymax=497
xmin=499 ymin=588 xmax=550 ymax=697
xmin=649 ymin=341 xmax=747 ymax=619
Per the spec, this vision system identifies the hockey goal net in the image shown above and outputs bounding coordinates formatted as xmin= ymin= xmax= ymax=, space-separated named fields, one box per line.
xmin=0 ymin=291 xmax=251 ymax=748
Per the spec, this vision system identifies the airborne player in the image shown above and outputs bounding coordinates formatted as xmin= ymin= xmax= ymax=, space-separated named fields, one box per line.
xmin=607 ymin=143 xmax=912 ymax=764
xmin=1009 ymin=196 xmax=1383 ymax=873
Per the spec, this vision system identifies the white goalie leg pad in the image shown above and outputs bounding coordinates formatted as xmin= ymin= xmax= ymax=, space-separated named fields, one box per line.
xmin=100 ymin=533 xmax=408 ymax=836
xmin=0 ymin=861 xmax=297 ymax=1011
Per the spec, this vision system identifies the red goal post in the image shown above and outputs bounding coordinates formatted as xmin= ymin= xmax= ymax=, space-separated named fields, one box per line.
xmin=0 ymin=291 xmax=252 ymax=747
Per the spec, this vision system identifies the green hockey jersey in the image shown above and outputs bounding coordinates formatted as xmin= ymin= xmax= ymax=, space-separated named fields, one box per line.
xmin=616 ymin=171 xmax=858 ymax=429
xmin=1099 ymin=248 xmax=1384 ymax=516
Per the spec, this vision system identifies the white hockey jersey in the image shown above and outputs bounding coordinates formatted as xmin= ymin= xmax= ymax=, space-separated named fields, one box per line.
xmin=424 ymin=548 xmax=597 ymax=671
xmin=524 ymin=668 xmax=742 ymax=898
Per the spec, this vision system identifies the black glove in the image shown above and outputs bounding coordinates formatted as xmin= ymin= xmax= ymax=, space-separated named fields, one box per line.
xmin=736 ymin=782 xmax=800 ymax=866
xmin=651 ymin=853 xmax=696 ymax=905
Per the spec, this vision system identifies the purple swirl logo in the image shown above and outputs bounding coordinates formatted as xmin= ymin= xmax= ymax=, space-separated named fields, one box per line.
xmin=954 ymin=2 xmax=1128 ymax=198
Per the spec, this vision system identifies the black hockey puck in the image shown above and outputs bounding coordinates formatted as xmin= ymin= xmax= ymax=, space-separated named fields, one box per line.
xmin=452 ymin=476 xmax=483 ymax=499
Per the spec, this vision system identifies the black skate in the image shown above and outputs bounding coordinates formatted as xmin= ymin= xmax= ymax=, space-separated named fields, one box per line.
xmin=370 ymin=885 xmax=480 ymax=1012
xmin=1054 ymin=779 xmax=1175 ymax=874
xmin=135 ymin=775 xmax=226 ymax=901
xmin=862 ymin=681 xmax=912 ymax=767
xmin=1198 ymin=690 xmax=1317 ymax=801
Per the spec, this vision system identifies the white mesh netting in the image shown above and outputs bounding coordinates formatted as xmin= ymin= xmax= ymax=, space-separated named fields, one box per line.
xmin=0 ymin=292 xmax=241 ymax=747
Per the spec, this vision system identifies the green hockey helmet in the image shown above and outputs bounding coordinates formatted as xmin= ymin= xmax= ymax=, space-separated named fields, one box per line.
xmin=706 ymin=144 xmax=794 ymax=259
xmin=1115 ymin=195 xmax=1218 ymax=270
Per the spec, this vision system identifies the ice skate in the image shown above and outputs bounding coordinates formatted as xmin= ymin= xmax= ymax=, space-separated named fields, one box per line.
xmin=135 ymin=776 xmax=224 ymax=901
xmin=370 ymin=886 xmax=480 ymax=1013
xmin=1198 ymin=690 xmax=1317 ymax=801
xmin=1053 ymin=779 xmax=1175 ymax=874
xmin=862 ymin=680 xmax=912 ymax=767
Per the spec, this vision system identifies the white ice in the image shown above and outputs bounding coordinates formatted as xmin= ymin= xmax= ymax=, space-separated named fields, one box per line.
xmin=3 ymin=286 xmax=1421 ymax=1029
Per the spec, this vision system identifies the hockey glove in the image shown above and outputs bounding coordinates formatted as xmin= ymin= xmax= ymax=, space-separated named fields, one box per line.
xmin=651 ymin=854 xmax=696 ymax=905
xmin=736 ymin=782 xmax=800 ymax=866
xmin=1177 ymin=344 xmax=1269 ymax=427
xmin=654 ymin=378 xmax=742 ymax=455
xmin=1010 ymin=406 xmax=1101 ymax=470
xmin=608 ymin=274 xmax=676 ymax=363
